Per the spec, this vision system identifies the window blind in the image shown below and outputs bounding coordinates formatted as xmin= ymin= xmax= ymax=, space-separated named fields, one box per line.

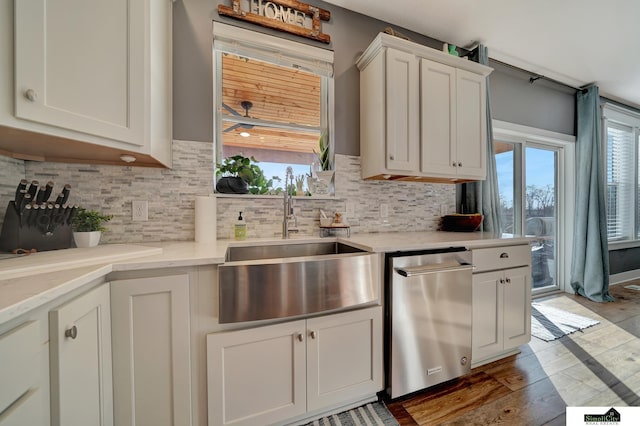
xmin=606 ymin=122 xmax=635 ymax=240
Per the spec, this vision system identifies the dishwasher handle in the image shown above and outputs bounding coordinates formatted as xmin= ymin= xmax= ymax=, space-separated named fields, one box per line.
xmin=395 ymin=263 xmax=473 ymax=277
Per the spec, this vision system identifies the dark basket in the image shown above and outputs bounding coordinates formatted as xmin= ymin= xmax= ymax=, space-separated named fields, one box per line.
xmin=441 ymin=214 xmax=483 ymax=232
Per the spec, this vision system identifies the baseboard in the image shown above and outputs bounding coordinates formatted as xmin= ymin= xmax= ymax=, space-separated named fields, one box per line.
xmin=471 ymin=348 xmax=521 ymax=369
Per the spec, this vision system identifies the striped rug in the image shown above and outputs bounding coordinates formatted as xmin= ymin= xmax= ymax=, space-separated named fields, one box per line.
xmin=304 ymin=402 xmax=399 ymax=426
xmin=531 ymin=303 xmax=600 ymax=341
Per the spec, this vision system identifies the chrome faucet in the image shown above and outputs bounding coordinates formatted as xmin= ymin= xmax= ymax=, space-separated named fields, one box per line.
xmin=283 ymin=166 xmax=298 ymax=238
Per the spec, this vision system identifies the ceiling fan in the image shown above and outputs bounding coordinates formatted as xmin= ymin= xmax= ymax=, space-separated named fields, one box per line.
xmin=223 ymin=101 xmax=255 ymax=133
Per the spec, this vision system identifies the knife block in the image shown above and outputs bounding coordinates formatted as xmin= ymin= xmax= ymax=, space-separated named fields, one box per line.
xmin=0 ymin=201 xmax=74 ymax=252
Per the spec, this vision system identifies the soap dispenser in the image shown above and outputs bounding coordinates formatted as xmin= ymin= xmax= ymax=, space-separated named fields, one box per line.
xmin=234 ymin=211 xmax=247 ymax=240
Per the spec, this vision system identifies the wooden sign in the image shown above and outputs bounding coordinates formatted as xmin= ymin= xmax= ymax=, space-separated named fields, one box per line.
xmin=218 ymin=0 xmax=331 ymax=44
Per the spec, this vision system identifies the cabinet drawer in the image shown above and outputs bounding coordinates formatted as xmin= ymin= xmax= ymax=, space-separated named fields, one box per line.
xmin=473 ymin=245 xmax=531 ymax=273
xmin=0 ymin=321 xmax=40 ymax=413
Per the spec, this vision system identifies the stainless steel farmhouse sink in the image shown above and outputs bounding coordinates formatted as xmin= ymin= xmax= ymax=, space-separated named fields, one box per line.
xmin=218 ymin=241 xmax=380 ymax=323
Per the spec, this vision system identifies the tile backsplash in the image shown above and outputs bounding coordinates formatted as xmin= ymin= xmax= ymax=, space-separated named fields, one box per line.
xmin=0 ymin=140 xmax=455 ymax=244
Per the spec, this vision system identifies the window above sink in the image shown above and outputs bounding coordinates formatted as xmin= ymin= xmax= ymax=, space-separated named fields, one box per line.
xmin=213 ymin=23 xmax=335 ymax=196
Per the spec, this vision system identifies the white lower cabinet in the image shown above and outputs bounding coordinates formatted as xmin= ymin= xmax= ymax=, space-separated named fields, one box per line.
xmin=207 ymin=306 xmax=383 ymax=426
xmin=49 ymin=283 xmax=113 ymax=426
xmin=110 ymin=274 xmax=191 ymax=426
xmin=0 ymin=320 xmax=44 ymax=426
xmin=472 ymin=266 xmax=531 ymax=365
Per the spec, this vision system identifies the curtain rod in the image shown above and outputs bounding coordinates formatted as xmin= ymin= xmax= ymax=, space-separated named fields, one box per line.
xmin=489 ymin=58 xmax=592 ymax=93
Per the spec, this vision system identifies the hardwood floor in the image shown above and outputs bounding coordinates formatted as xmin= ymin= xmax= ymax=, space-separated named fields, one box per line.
xmin=385 ymin=283 xmax=640 ymax=425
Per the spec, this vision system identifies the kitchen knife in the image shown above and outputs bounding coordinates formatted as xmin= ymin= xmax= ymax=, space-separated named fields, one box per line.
xmin=65 ymin=205 xmax=78 ymax=225
xmin=54 ymin=192 xmax=65 ymax=206
xmin=22 ymin=204 xmax=32 ymax=227
xmin=14 ymin=179 xmax=27 ymax=202
xmin=14 ymin=189 xmax=27 ymax=214
xmin=59 ymin=184 xmax=71 ymax=206
xmin=19 ymin=193 xmax=32 ymax=214
xmin=37 ymin=181 xmax=54 ymax=204
xmin=28 ymin=205 xmax=40 ymax=227
xmin=26 ymin=180 xmax=39 ymax=200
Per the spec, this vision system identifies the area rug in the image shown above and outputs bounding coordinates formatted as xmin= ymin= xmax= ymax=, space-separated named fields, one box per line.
xmin=531 ymin=303 xmax=600 ymax=341
xmin=303 ymin=402 xmax=399 ymax=426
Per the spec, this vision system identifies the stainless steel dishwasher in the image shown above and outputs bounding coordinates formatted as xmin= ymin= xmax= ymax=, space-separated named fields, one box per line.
xmin=386 ymin=247 xmax=473 ymax=398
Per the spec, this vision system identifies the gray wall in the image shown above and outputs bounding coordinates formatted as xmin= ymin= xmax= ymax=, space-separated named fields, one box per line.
xmin=489 ymin=61 xmax=576 ymax=135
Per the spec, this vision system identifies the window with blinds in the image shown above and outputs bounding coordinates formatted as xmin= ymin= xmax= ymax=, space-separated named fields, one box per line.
xmin=604 ymin=104 xmax=640 ymax=243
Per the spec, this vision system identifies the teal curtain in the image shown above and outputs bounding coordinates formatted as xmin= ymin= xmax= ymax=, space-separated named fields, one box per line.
xmin=458 ymin=45 xmax=501 ymax=233
xmin=571 ymin=86 xmax=613 ymax=302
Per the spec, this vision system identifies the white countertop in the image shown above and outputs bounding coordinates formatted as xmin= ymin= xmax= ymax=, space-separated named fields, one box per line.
xmin=344 ymin=231 xmax=531 ymax=252
xmin=0 ymin=231 xmax=530 ymax=325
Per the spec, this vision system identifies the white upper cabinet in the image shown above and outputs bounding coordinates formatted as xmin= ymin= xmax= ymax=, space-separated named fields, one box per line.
xmin=357 ymin=33 xmax=492 ymax=183
xmin=0 ymin=0 xmax=172 ymax=167
xmin=383 ymin=49 xmax=420 ymax=173
xmin=420 ymin=61 xmax=487 ymax=180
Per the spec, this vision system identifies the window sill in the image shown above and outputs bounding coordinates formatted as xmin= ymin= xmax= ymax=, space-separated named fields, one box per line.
xmin=608 ymin=240 xmax=640 ymax=251
xmin=215 ymin=193 xmax=338 ymax=200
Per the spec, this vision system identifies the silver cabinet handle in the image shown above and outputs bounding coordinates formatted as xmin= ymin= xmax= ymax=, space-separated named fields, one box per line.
xmin=500 ymin=253 xmax=509 ymax=258
xmin=65 ymin=325 xmax=78 ymax=339
xmin=297 ymin=333 xmax=304 ymax=342
xmin=310 ymin=330 xmax=317 ymax=339
xmin=25 ymin=89 xmax=38 ymax=102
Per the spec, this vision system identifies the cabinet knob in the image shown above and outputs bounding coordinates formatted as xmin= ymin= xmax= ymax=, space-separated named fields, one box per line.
xmin=505 ymin=277 xmax=511 ymax=284
xmin=500 ymin=252 xmax=509 ymax=258
xmin=310 ymin=330 xmax=317 ymax=339
xmin=499 ymin=278 xmax=505 ymax=284
xmin=452 ymin=162 xmax=457 ymax=167
xmin=389 ymin=155 xmax=394 ymax=161
xmin=458 ymin=162 xmax=462 ymax=167
xmin=297 ymin=333 xmax=304 ymax=342
xmin=65 ymin=325 xmax=78 ymax=339
xmin=25 ymin=89 xmax=38 ymax=102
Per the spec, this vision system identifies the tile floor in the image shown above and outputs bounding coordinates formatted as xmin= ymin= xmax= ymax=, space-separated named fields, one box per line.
xmin=385 ymin=283 xmax=640 ymax=425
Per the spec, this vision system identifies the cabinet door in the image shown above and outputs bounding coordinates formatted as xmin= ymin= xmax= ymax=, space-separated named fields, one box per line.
xmin=455 ymin=69 xmax=486 ymax=179
xmin=111 ymin=274 xmax=191 ymax=426
xmin=0 ymin=389 xmax=44 ymax=426
xmin=420 ymin=58 xmax=456 ymax=176
xmin=503 ymin=267 xmax=532 ymax=350
xmin=472 ymin=270 xmax=503 ymax=361
xmin=306 ymin=306 xmax=383 ymax=412
xmin=207 ymin=321 xmax=307 ymax=426
xmin=385 ymin=49 xmax=420 ymax=172
xmin=14 ymin=0 xmax=144 ymax=146
xmin=49 ymin=283 xmax=113 ymax=426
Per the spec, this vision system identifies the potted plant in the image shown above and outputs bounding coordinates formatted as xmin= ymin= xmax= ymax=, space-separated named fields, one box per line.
xmin=314 ymin=130 xmax=333 ymax=183
xmin=72 ymin=207 xmax=113 ymax=247
xmin=216 ymin=154 xmax=277 ymax=194
xmin=216 ymin=154 xmax=256 ymax=194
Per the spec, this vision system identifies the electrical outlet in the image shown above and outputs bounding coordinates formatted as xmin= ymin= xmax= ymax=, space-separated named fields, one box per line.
xmin=346 ymin=201 xmax=355 ymax=217
xmin=132 ymin=200 xmax=148 ymax=221
xmin=380 ymin=203 xmax=389 ymax=218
